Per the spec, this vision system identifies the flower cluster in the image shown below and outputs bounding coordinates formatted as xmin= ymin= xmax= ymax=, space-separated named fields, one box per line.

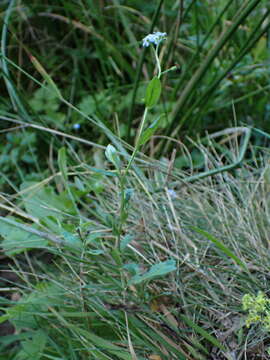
xmin=142 ymin=32 xmax=167 ymax=48
xmin=167 ymin=189 xmax=177 ymax=199
xmin=242 ymin=292 xmax=270 ymax=330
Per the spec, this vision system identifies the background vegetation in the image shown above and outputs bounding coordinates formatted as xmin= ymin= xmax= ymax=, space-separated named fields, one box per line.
xmin=1 ymin=0 xmax=270 ymax=359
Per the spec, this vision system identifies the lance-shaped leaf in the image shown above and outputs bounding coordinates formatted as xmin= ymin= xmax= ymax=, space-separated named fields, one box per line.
xmin=138 ymin=114 xmax=165 ymax=146
xmin=105 ymin=144 xmax=121 ymax=169
xmin=145 ymin=76 xmax=161 ymax=108
xmin=129 ymin=259 xmax=176 ymax=285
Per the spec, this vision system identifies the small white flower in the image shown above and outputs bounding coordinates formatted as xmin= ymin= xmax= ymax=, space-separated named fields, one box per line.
xmin=167 ymin=189 xmax=177 ymax=199
xmin=73 ymin=123 xmax=80 ymax=130
xmin=142 ymin=31 xmax=167 ymax=47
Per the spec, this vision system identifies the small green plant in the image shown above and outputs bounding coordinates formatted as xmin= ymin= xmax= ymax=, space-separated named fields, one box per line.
xmin=0 ymin=130 xmax=40 ymax=187
xmin=2 ymin=1 xmax=270 ymax=356
xmin=105 ymin=31 xmax=176 ymax=250
xmin=242 ymin=292 xmax=270 ymax=355
xmin=242 ymin=292 xmax=270 ymax=330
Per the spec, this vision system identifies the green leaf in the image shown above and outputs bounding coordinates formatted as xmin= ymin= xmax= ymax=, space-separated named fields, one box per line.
xmin=6 ymin=282 xmax=64 ymax=330
xmin=191 ymin=226 xmax=248 ymax=271
xmin=86 ymin=249 xmax=104 ymax=255
xmin=138 ymin=114 xmax=165 ymax=146
xmin=62 ymin=231 xmax=82 ymax=250
xmin=123 ymin=262 xmax=140 ymax=275
xmin=105 ymin=144 xmax=121 ymax=169
xmin=120 ymin=234 xmax=134 ymax=251
xmin=58 ymin=147 xmax=68 ymax=182
xmin=145 ymin=76 xmax=161 ymax=108
xmin=84 ymin=165 xmax=117 ymax=177
xmin=0 ymin=216 xmax=48 ymax=256
xmin=71 ymin=326 xmax=133 ymax=360
xmin=15 ymin=330 xmax=47 ymax=360
xmin=111 ymin=248 xmax=122 ymax=266
xmin=20 ymin=182 xmax=74 ymax=219
xmin=123 ymin=188 xmax=134 ymax=207
xmin=129 ymin=259 xmax=176 ymax=285
xmin=29 ymin=87 xmax=60 ymax=113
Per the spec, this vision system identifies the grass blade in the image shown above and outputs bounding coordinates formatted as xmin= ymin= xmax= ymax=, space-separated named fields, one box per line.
xmin=191 ymin=226 xmax=248 ymax=271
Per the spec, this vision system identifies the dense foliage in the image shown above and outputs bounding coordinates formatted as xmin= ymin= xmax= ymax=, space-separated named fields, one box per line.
xmin=1 ymin=1 xmax=270 ymax=359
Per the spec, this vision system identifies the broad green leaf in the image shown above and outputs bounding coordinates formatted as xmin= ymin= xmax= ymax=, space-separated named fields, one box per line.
xmin=29 ymin=87 xmax=60 ymax=113
xmin=1 ymin=229 xmax=48 ymax=256
xmin=0 ymin=216 xmax=48 ymax=256
xmin=120 ymin=234 xmax=134 ymax=251
xmin=129 ymin=259 xmax=176 ymax=285
xmin=191 ymin=226 xmax=248 ymax=271
xmin=85 ymin=231 xmax=102 ymax=245
xmin=138 ymin=114 xmax=165 ymax=146
xmin=105 ymin=144 xmax=121 ymax=169
xmin=0 ymin=314 xmax=10 ymax=324
xmin=62 ymin=231 xmax=82 ymax=250
xmin=15 ymin=330 xmax=47 ymax=360
xmin=84 ymin=165 xmax=117 ymax=177
xmin=40 ymin=216 xmax=62 ymax=234
xmin=145 ymin=76 xmax=161 ymax=108
xmin=20 ymin=182 xmax=74 ymax=219
xmin=123 ymin=262 xmax=140 ymax=275
xmin=7 ymin=282 xmax=64 ymax=330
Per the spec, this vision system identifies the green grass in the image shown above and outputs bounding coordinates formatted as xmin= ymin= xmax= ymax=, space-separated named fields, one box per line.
xmin=1 ymin=138 xmax=270 ymax=358
xmin=1 ymin=0 xmax=270 ymax=359
xmin=1 ymin=0 xmax=270 ymax=148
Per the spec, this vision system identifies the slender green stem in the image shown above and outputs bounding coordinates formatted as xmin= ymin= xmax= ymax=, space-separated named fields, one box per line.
xmin=126 ymin=0 xmax=164 ymax=142
xmin=125 ymin=107 xmax=149 ymax=176
xmin=153 ymin=45 xmax=161 ymax=79
xmin=117 ymin=34 xmax=164 ymax=248
xmin=117 ymin=107 xmax=149 ymax=249
xmin=117 ymin=175 xmax=126 ymax=249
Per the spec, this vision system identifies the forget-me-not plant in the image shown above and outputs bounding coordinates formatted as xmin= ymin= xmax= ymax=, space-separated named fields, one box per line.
xmin=142 ymin=32 xmax=167 ymax=48
xmin=105 ymin=31 xmax=176 ymax=250
xmin=142 ymin=31 xmax=167 ymax=79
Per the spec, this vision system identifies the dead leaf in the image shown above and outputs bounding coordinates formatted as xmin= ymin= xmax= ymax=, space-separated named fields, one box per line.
xmin=148 ymin=355 xmax=162 ymax=360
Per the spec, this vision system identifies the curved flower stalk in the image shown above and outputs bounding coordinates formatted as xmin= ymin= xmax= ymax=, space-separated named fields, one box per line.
xmin=142 ymin=32 xmax=167 ymax=79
